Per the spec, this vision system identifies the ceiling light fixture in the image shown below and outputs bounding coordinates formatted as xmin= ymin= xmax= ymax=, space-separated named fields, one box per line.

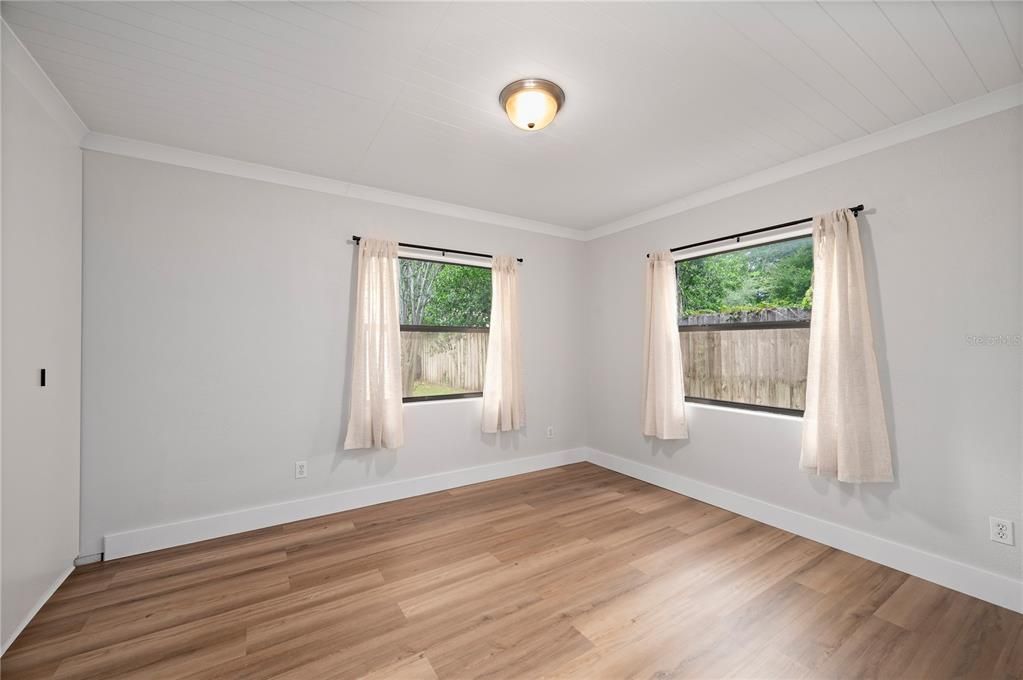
xmin=499 ymin=78 xmax=565 ymax=131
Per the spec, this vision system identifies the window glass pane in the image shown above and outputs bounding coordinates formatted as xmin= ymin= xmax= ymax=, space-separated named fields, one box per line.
xmin=401 ymin=330 xmax=488 ymax=398
xmin=680 ymin=327 xmax=810 ymax=410
xmin=677 ymin=236 xmax=813 ymax=323
xmin=399 ymin=258 xmax=491 ymax=327
xmin=398 ymin=257 xmax=491 ymax=400
xmin=676 ymin=236 xmax=813 ymax=411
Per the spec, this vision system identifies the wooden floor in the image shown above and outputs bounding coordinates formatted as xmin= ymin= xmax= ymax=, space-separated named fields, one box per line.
xmin=3 ymin=463 xmax=1020 ymax=679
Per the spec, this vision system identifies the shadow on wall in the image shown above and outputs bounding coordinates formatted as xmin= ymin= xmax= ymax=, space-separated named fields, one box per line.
xmin=647 ymin=436 xmax=690 ymax=459
xmin=480 ymin=428 xmax=524 ymax=454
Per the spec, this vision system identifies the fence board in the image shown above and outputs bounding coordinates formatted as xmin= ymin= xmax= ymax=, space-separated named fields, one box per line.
xmin=401 ymin=331 xmax=488 ymax=396
xmin=680 ymin=327 xmax=809 ymax=410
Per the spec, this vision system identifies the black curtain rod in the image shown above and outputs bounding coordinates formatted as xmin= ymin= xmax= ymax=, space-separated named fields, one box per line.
xmin=649 ymin=204 xmax=864 ymax=258
xmin=351 ymin=236 xmax=523 ymax=263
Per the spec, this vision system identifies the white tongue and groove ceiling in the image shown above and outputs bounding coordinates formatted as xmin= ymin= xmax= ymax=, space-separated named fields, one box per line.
xmin=4 ymin=2 xmax=1021 ymax=231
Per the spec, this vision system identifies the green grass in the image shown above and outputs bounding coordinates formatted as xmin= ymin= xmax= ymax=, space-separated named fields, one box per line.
xmin=411 ymin=382 xmax=466 ymax=397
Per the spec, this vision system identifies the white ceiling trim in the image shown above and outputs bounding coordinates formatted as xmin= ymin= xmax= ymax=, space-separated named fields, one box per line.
xmin=1 ymin=19 xmax=87 ymax=144
xmin=79 ymin=132 xmax=586 ymax=242
xmin=588 ymin=83 xmax=1023 ymax=240
xmin=76 ymin=85 xmax=1020 ymax=245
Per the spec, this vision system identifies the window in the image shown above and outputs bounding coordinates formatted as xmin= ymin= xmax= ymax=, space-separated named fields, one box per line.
xmin=399 ymin=257 xmax=491 ymax=402
xmin=676 ymin=235 xmax=812 ymax=414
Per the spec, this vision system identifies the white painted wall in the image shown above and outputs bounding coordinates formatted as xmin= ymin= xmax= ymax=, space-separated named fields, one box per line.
xmin=584 ymin=108 xmax=1023 ymax=583
xmin=80 ymin=151 xmax=587 ymax=556
xmin=1 ymin=23 xmax=84 ymax=650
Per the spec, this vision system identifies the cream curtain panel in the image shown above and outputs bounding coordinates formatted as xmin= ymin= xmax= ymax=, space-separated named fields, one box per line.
xmin=482 ymin=256 xmax=525 ymax=433
xmin=642 ymin=251 xmax=689 ymax=439
xmin=800 ymin=209 xmax=893 ymax=482
xmin=343 ymin=238 xmax=404 ymax=450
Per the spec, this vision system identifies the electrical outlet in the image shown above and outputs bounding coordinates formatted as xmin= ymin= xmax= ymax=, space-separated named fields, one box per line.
xmin=990 ymin=517 xmax=1014 ymax=545
xmin=546 ymin=425 xmax=554 ymax=439
xmin=295 ymin=461 xmax=308 ymax=479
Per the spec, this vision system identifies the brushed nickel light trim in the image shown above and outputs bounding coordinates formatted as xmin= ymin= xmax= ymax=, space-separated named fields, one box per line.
xmin=499 ymin=78 xmax=566 ymax=131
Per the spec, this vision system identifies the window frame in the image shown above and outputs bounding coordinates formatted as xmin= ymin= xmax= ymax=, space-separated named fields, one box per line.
xmin=675 ymin=233 xmax=812 ymax=417
xmin=398 ymin=255 xmax=491 ymax=404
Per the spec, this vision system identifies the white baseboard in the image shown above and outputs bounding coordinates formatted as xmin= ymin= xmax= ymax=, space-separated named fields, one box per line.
xmin=99 ymin=444 xmax=1021 ymax=614
xmin=1 ymin=564 xmax=74 ymax=656
xmin=103 ymin=448 xmax=589 ymax=560
xmin=585 ymin=447 xmax=1023 ymax=614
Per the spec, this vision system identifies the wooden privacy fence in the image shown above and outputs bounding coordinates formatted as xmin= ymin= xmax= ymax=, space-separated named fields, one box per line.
xmin=679 ymin=308 xmax=811 ymax=327
xmin=402 ymin=331 xmax=488 ymax=393
xmin=680 ymin=326 xmax=810 ymax=410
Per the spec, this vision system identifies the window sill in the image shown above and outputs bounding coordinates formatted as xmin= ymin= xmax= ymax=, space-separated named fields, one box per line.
xmin=685 ymin=399 xmax=803 ymax=421
xmin=403 ymin=395 xmax=483 ymax=405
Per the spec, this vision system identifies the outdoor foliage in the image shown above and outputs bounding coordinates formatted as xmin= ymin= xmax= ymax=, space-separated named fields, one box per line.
xmin=424 ymin=264 xmax=491 ymax=327
xmin=399 ymin=259 xmax=491 ymax=327
xmin=398 ymin=258 xmax=491 ymax=398
xmin=676 ymin=236 xmax=814 ymax=317
xmin=399 ymin=259 xmax=441 ymax=325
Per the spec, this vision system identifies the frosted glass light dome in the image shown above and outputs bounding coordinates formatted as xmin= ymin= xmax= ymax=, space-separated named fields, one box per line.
xmin=499 ymin=79 xmax=565 ymax=131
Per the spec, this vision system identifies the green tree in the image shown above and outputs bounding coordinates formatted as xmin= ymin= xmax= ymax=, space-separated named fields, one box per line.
xmin=398 ymin=259 xmax=492 ymax=396
xmin=676 ymin=236 xmax=814 ymax=316
xmin=398 ymin=259 xmax=442 ymax=394
xmin=764 ymin=241 xmax=813 ymax=307
xmin=399 ymin=259 xmax=442 ymax=325
xmin=423 ymin=265 xmax=491 ymax=326
xmin=677 ymin=251 xmax=747 ymax=313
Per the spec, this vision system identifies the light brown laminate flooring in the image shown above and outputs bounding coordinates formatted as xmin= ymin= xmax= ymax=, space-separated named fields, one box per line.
xmin=2 ymin=463 xmax=1020 ymax=679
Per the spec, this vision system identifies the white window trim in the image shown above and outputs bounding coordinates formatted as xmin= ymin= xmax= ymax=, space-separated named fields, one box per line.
xmin=687 ymin=399 xmax=803 ymax=421
xmin=403 ymin=395 xmax=483 ymax=406
xmin=673 ymin=225 xmax=813 ymax=262
xmin=397 ymin=248 xmax=493 ymax=269
xmin=397 ymin=249 xmax=492 ymax=404
xmin=676 ymin=225 xmax=813 ymax=418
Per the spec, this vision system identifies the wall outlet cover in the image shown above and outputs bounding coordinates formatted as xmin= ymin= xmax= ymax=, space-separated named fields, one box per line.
xmin=295 ymin=461 xmax=308 ymax=479
xmin=990 ymin=517 xmax=1014 ymax=546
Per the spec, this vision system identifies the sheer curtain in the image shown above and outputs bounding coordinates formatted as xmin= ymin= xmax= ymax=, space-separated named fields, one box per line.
xmin=482 ymin=256 xmax=525 ymax=433
xmin=800 ymin=209 xmax=893 ymax=482
xmin=343 ymin=238 xmax=404 ymax=450
xmin=642 ymin=251 xmax=688 ymax=439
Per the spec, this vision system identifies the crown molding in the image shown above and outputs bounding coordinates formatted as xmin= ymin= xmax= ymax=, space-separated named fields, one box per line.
xmin=2 ymin=19 xmax=88 ymax=144
xmin=586 ymin=83 xmax=1023 ymax=240
xmin=79 ymin=132 xmax=586 ymax=242
xmin=62 ymin=72 xmax=1023 ymax=244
